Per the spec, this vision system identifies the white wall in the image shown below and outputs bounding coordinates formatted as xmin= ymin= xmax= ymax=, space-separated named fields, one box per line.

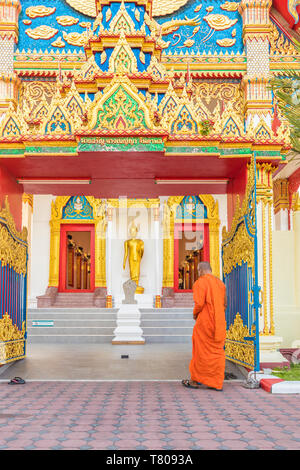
xmin=273 ymin=222 xmax=300 ymax=347
xmin=29 ymin=195 xmax=53 ymax=307
xmin=213 ymin=194 xmax=227 ymax=279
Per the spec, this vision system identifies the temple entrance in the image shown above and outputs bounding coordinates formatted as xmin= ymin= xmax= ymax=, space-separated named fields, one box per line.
xmin=59 ymin=224 xmax=95 ymax=293
xmin=174 ymin=223 xmax=209 ymax=292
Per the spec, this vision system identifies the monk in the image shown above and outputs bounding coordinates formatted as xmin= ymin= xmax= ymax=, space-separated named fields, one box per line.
xmin=182 ymin=262 xmax=227 ymax=391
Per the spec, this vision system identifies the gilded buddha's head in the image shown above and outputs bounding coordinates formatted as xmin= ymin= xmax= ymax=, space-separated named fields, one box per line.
xmin=129 ymin=222 xmax=139 ymax=238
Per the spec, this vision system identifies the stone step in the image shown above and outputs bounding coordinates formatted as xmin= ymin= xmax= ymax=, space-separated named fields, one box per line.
xmin=141 ymin=308 xmax=193 ymax=313
xmin=141 ymin=319 xmax=194 ymax=327
xmin=141 ymin=327 xmax=193 ymax=335
xmin=28 ymin=319 xmax=117 ymax=328
xmin=27 ymin=335 xmax=114 ymax=344
xmin=27 ymin=309 xmax=117 ymax=321
xmin=142 ymin=335 xmax=192 ymax=343
xmin=26 ymin=307 xmax=195 ymax=344
xmin=28 ymin=326 xmax=116 ymax=336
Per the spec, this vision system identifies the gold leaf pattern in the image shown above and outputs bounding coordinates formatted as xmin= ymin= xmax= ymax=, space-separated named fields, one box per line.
xmin=220 ymin=2 xmax=239 ymax=12
xmin=216 ymin=38 xmax=236 ymax=47
xmin=62 ymin=31 xmax=88 ymax=47
xmin=56 ymin=16 xmax=79 ymax=26
xmin=65 ymin=0 xmax=191 ymax=18
xmin=135 ymin=8 xmax=141 ymax=22
xmin=106 ymin=8 xmax=112 ymax=22
xmin=203 ymin=14 xmax=238 ymax=30
xmin=26 ymin=25 xmax=58 ymax=40
xmin=26 ymin=6 xmax=56 ymax=19
xmin=51 ymin=37 xmax=66 ymax=48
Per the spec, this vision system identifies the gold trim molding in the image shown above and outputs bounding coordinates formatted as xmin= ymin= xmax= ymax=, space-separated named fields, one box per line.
xmin=0 ymin=196 xmax=28 ymax=277
xmin=0 ymin=313 xmax=26 ymax=364
xmin=163 ymin=195 xmax=220 ymax=287
xmin=49 ymin=196 xmax=106 ymax=288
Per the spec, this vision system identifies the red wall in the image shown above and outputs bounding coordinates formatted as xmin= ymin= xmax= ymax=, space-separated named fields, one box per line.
xmin=227 ymin=165 xmax=247 ymax=229
xmin=0 ymin=164 xmax=23 ymax=232
xmin=273 ymin=0 xmax=300 ymax=29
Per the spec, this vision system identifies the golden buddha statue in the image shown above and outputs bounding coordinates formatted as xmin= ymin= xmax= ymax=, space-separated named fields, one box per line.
xmin=123 ymin=222 xmax=144 ymax=294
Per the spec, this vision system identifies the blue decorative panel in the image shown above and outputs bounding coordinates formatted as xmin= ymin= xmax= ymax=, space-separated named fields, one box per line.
xmin=156 ymin=0 xmax=243 ymax=55
xmin=175 ymin=196 xmax=207 ymax=220
xmin=18 ymin=0 xmax=243 ymax=55
xmin=18 ymin=0 xmax=93 ymax=53
xmin=62 ymin=196 xmax=93 ymax=219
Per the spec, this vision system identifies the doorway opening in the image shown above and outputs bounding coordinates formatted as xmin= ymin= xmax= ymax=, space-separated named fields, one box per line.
xmin=59 ymin=224 xmax=95 ymax=292
xmin=174 ymin=223 xmax=210 ymax=292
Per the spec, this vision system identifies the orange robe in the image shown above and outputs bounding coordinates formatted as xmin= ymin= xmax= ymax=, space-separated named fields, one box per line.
xmin=189 ymin=274 xmax=227 ymax=390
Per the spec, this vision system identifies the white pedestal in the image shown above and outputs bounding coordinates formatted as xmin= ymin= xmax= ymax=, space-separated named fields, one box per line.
xmin=114 ymin=294 xmax=153 ymax=308
xmin=112 ymin=304 xmax=145 ymax=344
xmin=259 ymin=335 xmax=289 ymax=367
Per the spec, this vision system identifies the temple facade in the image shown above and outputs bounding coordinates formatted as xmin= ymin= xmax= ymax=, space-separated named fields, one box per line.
xmin=0 ymin=0 xmax=300 ymax=372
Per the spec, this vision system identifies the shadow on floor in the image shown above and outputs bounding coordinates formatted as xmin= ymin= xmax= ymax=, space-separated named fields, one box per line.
xmin=0 ymin=343 xmax=246 ymax=381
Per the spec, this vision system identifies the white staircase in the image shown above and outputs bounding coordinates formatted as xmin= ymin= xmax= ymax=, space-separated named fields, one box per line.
xmin=27 ymin=308 xmax=118 ymax=343
xmin=140 ymin=308 xmax=194 ymax=343
xmin=27 ymin=307 xmax=194 ymax=344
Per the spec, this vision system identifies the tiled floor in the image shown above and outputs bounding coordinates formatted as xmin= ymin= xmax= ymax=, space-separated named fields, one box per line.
xmin=0 ymin=381 xmax=300 ymax=450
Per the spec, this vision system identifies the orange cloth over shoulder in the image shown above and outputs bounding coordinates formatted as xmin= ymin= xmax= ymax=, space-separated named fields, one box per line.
xmin=189 ymin=274 xmax=227 ymax=390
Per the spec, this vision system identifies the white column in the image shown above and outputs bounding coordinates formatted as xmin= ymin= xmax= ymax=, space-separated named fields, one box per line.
xmin=22 ymin=194 xmax=33 ymax=298
xmin=105 ymin=205 xmax=113 ymax=307
xmin=153 ymin=206 xmax=162 ymax=308
xmin=257 ymin=197 xmax=287 ymax=366
xmin=274 ymin=209 xmax=289 ymax=231
xmin=29 ymin=195 xmax=53 ymax=307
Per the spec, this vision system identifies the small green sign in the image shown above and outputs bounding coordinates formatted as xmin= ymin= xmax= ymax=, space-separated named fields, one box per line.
xmin=32 ymin=320 xmax=54 ymax=327
xmin=79 ymin=136 xmax=164 ymax=152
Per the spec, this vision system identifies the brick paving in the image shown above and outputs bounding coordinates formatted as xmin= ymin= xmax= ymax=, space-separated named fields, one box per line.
xmin=0 ymin=381 xmax=299 ymax=450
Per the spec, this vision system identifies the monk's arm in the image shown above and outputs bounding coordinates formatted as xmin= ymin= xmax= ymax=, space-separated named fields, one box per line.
xmin=193 ymin=279 xmax=206 ymax=320
xmin=214 ymin=288 xmax=227 ymax=343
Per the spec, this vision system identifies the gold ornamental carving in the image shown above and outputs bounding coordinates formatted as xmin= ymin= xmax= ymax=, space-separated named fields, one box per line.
xmin=163 ymin=195 xmax=220 ymax=288
xmin=0 ymin=314 xmax=26 ymax=364
xmin=49 ymin=196 xmax=107 ymax=288
xmin=0 ymin=197 xmax=28 ymax=277
xmin=225 ymin=312 xmax=255 ymax=368
xmin=222 ymin=223 xmax=254 ymax=276
xmin=64 ymin=0 xmax=191 ymax=18
xmin=0 ymin=313 xmax=25 ymax=342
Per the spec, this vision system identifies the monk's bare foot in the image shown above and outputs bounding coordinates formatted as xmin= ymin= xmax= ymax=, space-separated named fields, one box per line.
xmin=181 ymin=379 xmax=200 ymax=389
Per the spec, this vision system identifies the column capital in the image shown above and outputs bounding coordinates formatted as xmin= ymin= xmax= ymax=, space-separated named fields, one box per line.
xmin=0 ymin=0 xmax=22 ymax=43
xmin=273 ymin=178 xmax=289 ymax=214
xmin=255 ymin=162 xmax=277 ymax=204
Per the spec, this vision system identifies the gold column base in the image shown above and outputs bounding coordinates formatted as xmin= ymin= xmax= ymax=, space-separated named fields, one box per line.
xmin=155 ymin=295 xmax=162 ymax=308
xmin=106 ymin=295 xmax=113 ymax=308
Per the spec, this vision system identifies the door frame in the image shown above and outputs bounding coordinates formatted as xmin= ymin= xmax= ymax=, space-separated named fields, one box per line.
xmin=59 ymin=224 xmax=95 ymax=293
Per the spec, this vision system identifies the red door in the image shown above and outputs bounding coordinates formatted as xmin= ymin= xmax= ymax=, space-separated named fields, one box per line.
xmin=59 ymin=224 xmax=95 ymax=293
xmin=174 ymin=222 xmax=210 ymax=292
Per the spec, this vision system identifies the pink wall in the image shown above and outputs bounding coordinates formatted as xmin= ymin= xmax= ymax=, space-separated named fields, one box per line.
xmin=227 ymin=165 xmax=247 ymax=229
xmin=0 ymin=164 xmax=23 ymax=232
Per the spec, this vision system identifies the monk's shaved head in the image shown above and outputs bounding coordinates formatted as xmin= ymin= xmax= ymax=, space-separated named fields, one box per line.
xmin=198 ymin=262 xmax=212 ymax=276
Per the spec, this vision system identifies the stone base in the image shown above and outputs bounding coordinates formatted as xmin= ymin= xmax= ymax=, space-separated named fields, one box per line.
xmin=114 ymin=294 xmax=153 ymax=308
xmin=112 ymin=304 xmax=145 ymax=344
xmin=112 ymin=341 xmax=145 ymax=345
xmin=36 ymin=287 xmax=58 ymax=308
xmin=259 ymin=335 xmax=289 ymax=369
xmin=93 ymin=287 xmax=106 ymax=308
